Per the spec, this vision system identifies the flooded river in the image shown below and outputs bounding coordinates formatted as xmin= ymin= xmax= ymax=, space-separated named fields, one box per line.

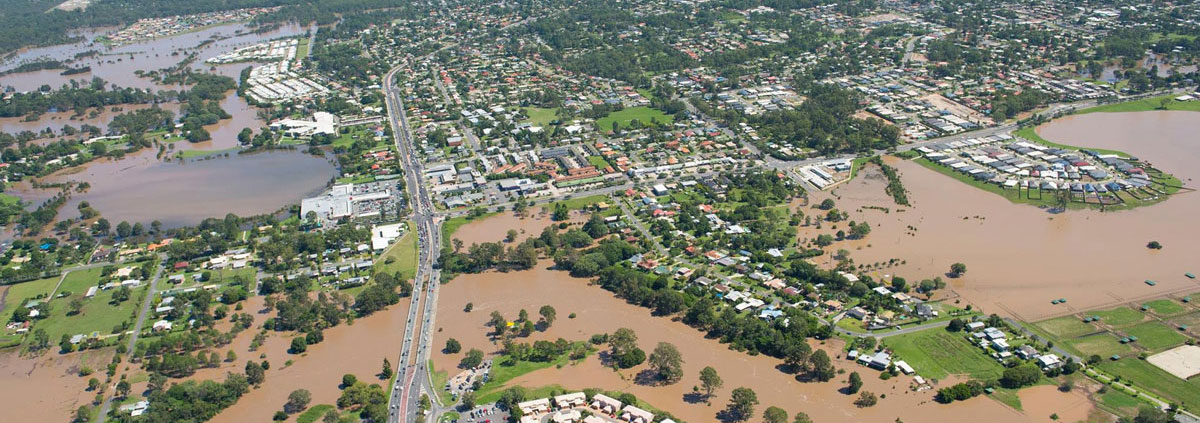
xmin=834 ymin=110 xmax=1200 ymax=321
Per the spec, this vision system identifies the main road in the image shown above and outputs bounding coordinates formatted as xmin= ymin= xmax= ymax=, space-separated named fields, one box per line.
xmin=383 ymin=60 xmax=449 ymax=423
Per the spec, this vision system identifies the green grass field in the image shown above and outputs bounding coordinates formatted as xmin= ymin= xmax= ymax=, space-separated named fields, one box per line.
xmin=522 ymin=107 xmax=560 ymax=127
xmin=474 ymin=357 xmax=566 ymax=404
xmin=1 ymin=277 xmax=59 ymax=314
xmin=595 ymin=107 xmax=673 ymax=131
xmin=1091 ymin=307 xmax=1146 ymax=327
xmin=1098 ymin=357 xmax=1200 ymax=409
xmin=1066 ymin=334 xmax=1131 ymax=357
xmin=1077 ymin=94 xmax=1200 ymax=115
xmin=0 ymin=192 xmax=21 ymax=207
xmin=913 ymin=157 xmax=1063 ymax=208
xmin=586 ymin=156 xmax=611 ymax=169
xmin=885 ymin=328 xmax=1004 ymax=380
xmin=1012 ymin=127 xmax=1129 ymax=157
xmin=1036 ymin=316 xmax=1099 ymax=339
xmin=296 ymin=404 xmax=333 ymax=423
xmin=1143 ymin=299 xmax=1188 ymax=317
xmin=55 ymin=268 xmax=103 ymax=298
xmin=543 ymin=194 xmax=608 ymax=212
xmin=428 ymin=359 xmax=455 ymax=405
xmin=377 ymin=223 xmax=417 ymax=281
xmin=1097 ymin=389 xmax=1145 ymax=416
xmin=36 ymin=284 xmax=146 ymax=342
xmin=177 ymin=147 xmax=242 ymax=160
xmin=1124 ymin=322 xmax=1188 ymax=352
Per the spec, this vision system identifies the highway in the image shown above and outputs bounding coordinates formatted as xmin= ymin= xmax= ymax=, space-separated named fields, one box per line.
xmin=383 ymin=60 xmax=448 ymax=423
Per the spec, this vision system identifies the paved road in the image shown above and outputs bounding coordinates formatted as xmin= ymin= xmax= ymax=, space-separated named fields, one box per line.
xmin=96 ymin=255 xmax=166 ymax=422
xmin=384 ymin=59 xmax=448 ymax=423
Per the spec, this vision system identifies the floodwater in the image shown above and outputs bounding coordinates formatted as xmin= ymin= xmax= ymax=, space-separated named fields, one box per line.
xmin=0 ymin=348 xmax=114 ymax=422
xmin=434 ymin=262 xmax=1047 ymax=423
xmin=0 ymin=22 xmax=311 ymax=92
xmin=208 ymin=296 xmax=412 ymax=423
xmin=21 ymin=149 xmax=336 ymax=227
xmin=2 ymin=21 xmax=329 ymax=228
xmin=832 ymin=111 xmax=1200 ymax=321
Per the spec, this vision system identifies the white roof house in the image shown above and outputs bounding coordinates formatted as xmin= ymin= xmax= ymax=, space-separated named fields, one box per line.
xmin=554 ymin=392 xmax=587 ymax=408
xmin=620 ymin=405 xmax=654 ymax=423
xmin=517 ymin=398 xmax=551 ymax=415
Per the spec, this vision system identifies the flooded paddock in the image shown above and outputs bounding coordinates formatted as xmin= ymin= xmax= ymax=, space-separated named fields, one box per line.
xmin=18 ymin=149 xmax=336 ymax=227
xmin=434 ymin=263 xmax=1063 ymax=423
xmin=0 ymin=348 xmax=115 ymax=422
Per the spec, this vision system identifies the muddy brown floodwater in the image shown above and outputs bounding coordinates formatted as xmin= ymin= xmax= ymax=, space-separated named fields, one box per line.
xmin=831 ymin=111 xmax=1200 ymax=321
xmin=433 ymin=262 xmax=1090 ymax=423
xmin=26 ymin=149 xmax=336 ymax=227
xmin=209 ymin=296 xmax=412 ymax=423
xmin=0 ymin=348 xmax=114 ymax=422
xmin=2 ymin=21 xmax=333 ymax=228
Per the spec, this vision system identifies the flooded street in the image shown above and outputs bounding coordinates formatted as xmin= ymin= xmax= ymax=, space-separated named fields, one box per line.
xmin=835 ymin=111 xmax=1200 ymax=321
xmin=433 ymin=261 xmax=1077 ymax=423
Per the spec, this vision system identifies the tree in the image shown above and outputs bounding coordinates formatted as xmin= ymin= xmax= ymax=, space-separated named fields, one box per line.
xmin=87 ymin=377 xmax=100 ymax=391
xmin=69 ymin=297 xmax=84 ymax=315
xmin=947 ymin=318 xmax=966 ymax=332
xmin=460 ymin=390 xmax=477 ymax=410
xmin=1130 ymin=405 xmax=1171 ymax=423
xmin=73 ymin=405 xmax=91 ymax=423
xmin=445 ymin=338 xmax=462 ymax=353
xmin=342 ymin=374 xmax=358 ymax=388
xmin=616 ymin=347 xmax=646 ymax=368
xmin=699 ymin=366 xmax=724 ymax=400
xmin=226 ymin=350 xmax=237 ymax=362
xmin=727 ymin=387 xmax=759 ymax=421
xmin=285 ymin=389 xmax=312 ymax=413
xmin=854 ymin=391 xmax=878 ymax=407
xmin=808 ymin=349 xmax=835 ymax=382
xmin=950 ymin=262 xmax=967 ymax=276
xmin=609 ymin=328 xmax=638 ymax=356
xmin=847 ymin=371 xmax=863 ymax=394
xmin=290 ymin=336 xmax=308 ymax=353
xmin=116 ymin=220 xmax=132 ymax=238
xmin=505 ymin=229 xmax=518 ymax=242
xmin=793 ymin=412 xmax=812 ymax=423
xmin=380 ymin=358 xmax=392 ymax=379
xmin=1000 ymin=363 xmax=1041 ymax=389
xmin=246 ymin=361 xmax=266 ymax=385
xmin=116 ymin=380 xmax=131 ymax=398
xmin=148 ymin=373 xmax=167 ymax=393
xmin=763 ymin=406 xmax=788 ymax=423
xmin=460 ymin=348 xmax=484 ymax=369
xmin=464 ymin=302 xmax=474 ymax=312
xmin=648 ymin=342 xmax=684 ymax=383
xmin=1147 ymin=241 xmax=1163 ymax=249
xmin=539 ymin=305 xmax=557 ymax=327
